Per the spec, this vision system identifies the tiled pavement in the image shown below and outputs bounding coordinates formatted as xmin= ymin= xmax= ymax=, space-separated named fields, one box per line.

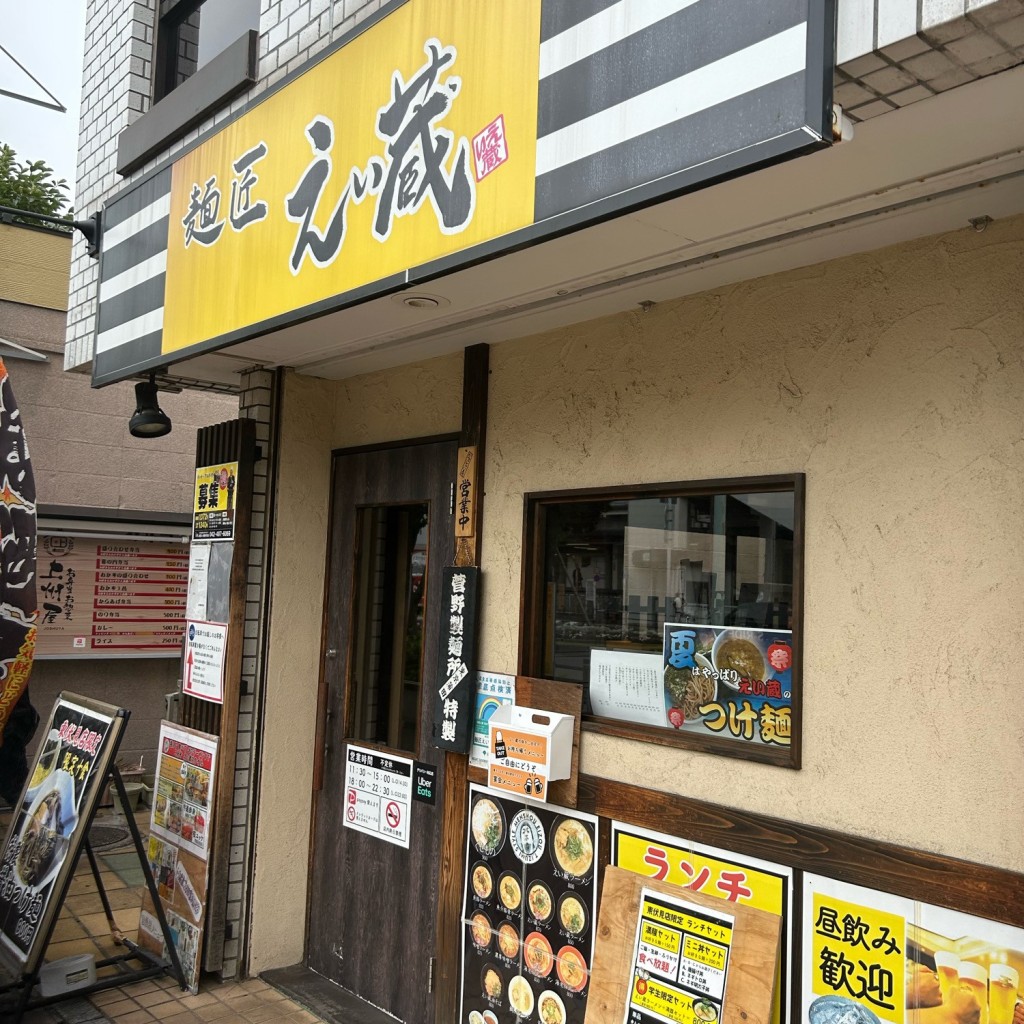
xmin=2 ymin=806 xmax=327 ymax=1024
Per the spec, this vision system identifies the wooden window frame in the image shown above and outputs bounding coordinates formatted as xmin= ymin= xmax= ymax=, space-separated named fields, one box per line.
xmin=518 ymin=473 xmax=805 ymax=769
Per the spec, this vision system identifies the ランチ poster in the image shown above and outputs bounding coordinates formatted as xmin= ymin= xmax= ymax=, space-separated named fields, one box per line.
xmin=612 ymin=822 xmax=793 ymax=1024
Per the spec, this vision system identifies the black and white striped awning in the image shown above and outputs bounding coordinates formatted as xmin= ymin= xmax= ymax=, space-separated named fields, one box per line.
xmin=94 ymin=168 xmax=170 ymax=382
xmin=535 ymin=0 xmax=827 ymax=221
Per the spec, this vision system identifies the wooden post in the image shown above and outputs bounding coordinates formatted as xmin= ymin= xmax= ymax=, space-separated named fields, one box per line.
xmin=435 ymin=344 xmax=488 ymax=1022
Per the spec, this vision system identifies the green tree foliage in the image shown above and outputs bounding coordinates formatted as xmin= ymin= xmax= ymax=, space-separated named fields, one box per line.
xmin=0 ymin=143 xmax=72 ymax=230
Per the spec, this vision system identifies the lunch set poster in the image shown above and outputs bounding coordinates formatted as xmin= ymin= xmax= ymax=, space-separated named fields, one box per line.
xmin=0 ymin=697 xmax=114 ymax=964
xmin=461 ymin=785 xmax=598 ymax=1024
xmin=663 ymin=623 xmax=794 ymax=747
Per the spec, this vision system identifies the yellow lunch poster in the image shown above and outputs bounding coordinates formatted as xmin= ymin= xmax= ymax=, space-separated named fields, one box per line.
xmin=612 ymin=822 xmax=793 ymax=1024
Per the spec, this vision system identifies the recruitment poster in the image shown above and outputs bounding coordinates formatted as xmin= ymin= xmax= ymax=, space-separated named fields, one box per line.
xmin=0 ymin=696 xmax=119 ymax=970
xmin=192 ymin=462 xmax=238 ymax=541
xmin=612 ymin=822 xmax=793 ymax=1024
xmin=460 ymin=784 xmax=599 ymax=1023
xmin=139 ymin=723 xmax=218 ymax=992
xmin=802 ymin=874 xmax=1024 ymax=1024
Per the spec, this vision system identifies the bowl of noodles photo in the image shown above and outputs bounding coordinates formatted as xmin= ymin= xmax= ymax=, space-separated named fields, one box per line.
xmin=15 ymin=769 xmax=77 ymax=891
xmin=665 ymin=664 xmax=717 ymax=721
xmin=537 ymin=990 xmax=566 ymax=1024
xmin=24 ymin=729 xmax=61 ymax=805
xmin=471 ymin=797 xmax=505 ymax=857
xmin=471 ymin=862 xmax=494 ymax=901
xmin=508 ymin=975 xmax=535 ymax=1018
xmin=550 ymin=818 xmax=593 ymax=878
xmin=712 ymin=630 xmax=769 ymax=690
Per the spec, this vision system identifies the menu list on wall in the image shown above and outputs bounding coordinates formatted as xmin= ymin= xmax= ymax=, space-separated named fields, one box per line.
xmin=461 ymin=784 xmax=599 ymax=1024
xmin=36 ymin=536 xmax=188 ymax=658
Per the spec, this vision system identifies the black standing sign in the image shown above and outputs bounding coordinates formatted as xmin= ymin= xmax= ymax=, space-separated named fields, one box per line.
xmin=461 ymin=785 xmax=600 ymax=1024
xmin=431 ymin=566 xmax=479 ymax=754
xmin=0 ymin=693 xmax=127 ymax=975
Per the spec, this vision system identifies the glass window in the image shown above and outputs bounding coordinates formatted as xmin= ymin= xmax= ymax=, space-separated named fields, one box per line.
xmin=522 ymin=476 xmax=803 ymax=766
xmin=155 ymin=0 xmax=261 ymax=100
xmin=349 ymin=503 xmax=428 ymax=753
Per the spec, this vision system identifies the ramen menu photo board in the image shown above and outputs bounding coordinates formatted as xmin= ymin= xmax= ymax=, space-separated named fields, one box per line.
xmin=461 ymin=784 xmax=599 ymax=1024
xmin=0 ymin=694 xmax=126 ymax=975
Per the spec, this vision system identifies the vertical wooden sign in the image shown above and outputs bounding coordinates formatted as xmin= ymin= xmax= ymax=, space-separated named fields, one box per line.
xmin=455 ymin=446 xmax=477 ymax=538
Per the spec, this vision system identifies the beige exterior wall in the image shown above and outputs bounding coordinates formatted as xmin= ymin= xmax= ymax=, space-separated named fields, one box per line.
xmin=0 ymin=224 xmax=72 ymax=311
xmin=251 ymin=214 xmax=1024 ymax=970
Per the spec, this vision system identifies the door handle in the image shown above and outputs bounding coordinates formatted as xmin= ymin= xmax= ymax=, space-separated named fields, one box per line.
xmin=326 ymin=647 xmax=338 ymax=658
xmin=323 ymin=706 xmax=333 ymax=765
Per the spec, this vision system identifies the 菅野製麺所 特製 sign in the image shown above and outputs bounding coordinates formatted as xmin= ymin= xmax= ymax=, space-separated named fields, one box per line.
xmin=93 ymin=0 xmax=832 ymax=385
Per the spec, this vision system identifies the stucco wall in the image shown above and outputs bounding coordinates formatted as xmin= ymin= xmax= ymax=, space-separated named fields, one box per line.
xmin=252 ymin=214 xmax=1023 ymax=970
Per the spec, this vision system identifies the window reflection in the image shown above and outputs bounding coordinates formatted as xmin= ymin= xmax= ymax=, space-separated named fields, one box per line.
xmin=541 ymin=491 xmax=794 ymax=689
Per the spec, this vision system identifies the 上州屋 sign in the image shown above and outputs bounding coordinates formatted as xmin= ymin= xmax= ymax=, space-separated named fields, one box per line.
xmin=93 ymin=0 xmax=833 ymax=385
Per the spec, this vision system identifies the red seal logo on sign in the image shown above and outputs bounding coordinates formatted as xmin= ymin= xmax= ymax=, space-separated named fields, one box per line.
xmin=767 ymin=642 xmax=792 ymax=672
xmin=347 ymin=788 xmax=357 ymax=804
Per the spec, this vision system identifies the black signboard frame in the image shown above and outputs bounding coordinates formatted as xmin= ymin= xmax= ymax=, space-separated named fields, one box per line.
xmin=0 ymin=693 xmax=184 ymax=1020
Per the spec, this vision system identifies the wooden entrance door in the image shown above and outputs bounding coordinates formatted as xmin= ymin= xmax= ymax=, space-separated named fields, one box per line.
xmin=308 ymin=439 xmax=456 ymax=1022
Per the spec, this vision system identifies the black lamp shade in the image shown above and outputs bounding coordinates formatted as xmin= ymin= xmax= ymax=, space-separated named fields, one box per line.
xmin=129 ymin=379 xmax=172 ymax=438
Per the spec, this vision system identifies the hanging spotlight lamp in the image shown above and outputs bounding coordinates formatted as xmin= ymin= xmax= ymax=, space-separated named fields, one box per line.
xmin=128 ymin=373 xmax=172 ymax=438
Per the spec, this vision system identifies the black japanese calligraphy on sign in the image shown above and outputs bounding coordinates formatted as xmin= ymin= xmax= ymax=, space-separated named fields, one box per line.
xmin=431 ymin=565 xmax=479 ymax=754
xmin=0 ymin=694 xmax=125 ymax=974
xmin=285 ymin=38 xmax=475 ymax=274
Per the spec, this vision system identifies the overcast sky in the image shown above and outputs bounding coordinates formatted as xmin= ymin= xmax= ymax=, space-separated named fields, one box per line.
xmin=0 ymin=2 xmax=87 ymax=205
